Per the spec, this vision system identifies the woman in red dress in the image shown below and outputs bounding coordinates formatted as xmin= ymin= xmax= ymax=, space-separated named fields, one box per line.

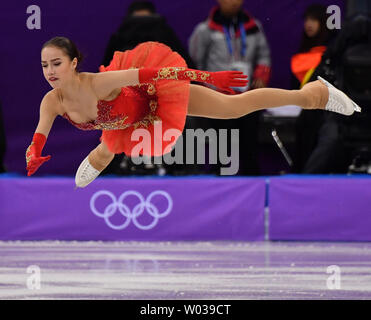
xmin=26 ymin=37 xmax=360 ymax=187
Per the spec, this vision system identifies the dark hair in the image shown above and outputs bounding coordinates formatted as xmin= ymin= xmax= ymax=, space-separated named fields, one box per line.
xmin=298 ymin=4 xmax=332 ymax=52
xmin=127 ymin=1 xmax=156 ymax=16
xmin=304 ymin=3 xmax=328 ymax=23
xmin=42 ymin=36 xmax=84 ymax=71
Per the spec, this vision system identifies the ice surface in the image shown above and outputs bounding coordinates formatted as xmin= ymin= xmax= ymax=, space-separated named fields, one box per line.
xmin=0 ymin=241 xmax=371 ymax=299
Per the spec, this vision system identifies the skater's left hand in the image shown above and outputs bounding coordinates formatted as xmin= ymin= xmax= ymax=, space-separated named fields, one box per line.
xmin=209 ymin=71 xmax=249 ymax=94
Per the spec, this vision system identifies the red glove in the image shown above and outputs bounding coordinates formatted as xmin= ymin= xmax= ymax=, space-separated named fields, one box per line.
xmin=26 ymin=133 xmax=51 ymax=176
xmin=138 ymin=67 xmax=248 ymax=94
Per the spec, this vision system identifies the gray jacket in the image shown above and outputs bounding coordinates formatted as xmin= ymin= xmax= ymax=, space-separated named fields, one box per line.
xmin=189 ymin=7 xmax=271 ymax=86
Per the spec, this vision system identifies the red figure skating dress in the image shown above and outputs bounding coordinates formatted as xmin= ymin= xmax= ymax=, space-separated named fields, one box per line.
xmin=63 ymin=42 xmax=190 ymax=157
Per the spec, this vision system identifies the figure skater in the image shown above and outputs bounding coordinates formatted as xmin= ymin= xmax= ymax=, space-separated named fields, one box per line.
xmin=26 ymin=37 xmax=361 ymax=187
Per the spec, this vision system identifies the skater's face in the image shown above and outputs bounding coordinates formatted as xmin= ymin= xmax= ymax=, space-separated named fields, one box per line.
xmin=304 ymin=17 xmax=321 ymax=38
xmin=131 ymin=9 xmax=153 ymax=16
xmin=41 ymin=46 xmax=78 ymax=88
xmin=218 ymin=0 xmax=243 ymax=17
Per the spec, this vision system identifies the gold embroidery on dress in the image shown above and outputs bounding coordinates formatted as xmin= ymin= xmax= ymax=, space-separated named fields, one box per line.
xmin=137 ymin=83 xmax=156 ymax=95
xmin=149 ymin=100 xmax=158 ymax=112
xmin=25 ymin=142 xmax=34 ymax=165
xmin=133 ymin=113 xmax=162 ymax=129
xmin=185 ymin=70 xmax=197 ymax=80
xmin=200 ymin=72 xmax=210 ymax=81
xmin=152 ymin=67 xmax=186 ymax=81
xmin=151 ymin=67 xmax=210 ymax=82
xmin=147 ymin=84 xmax=156 ymax=95
xmin=94 ymin=116 xmax=130 ymax=130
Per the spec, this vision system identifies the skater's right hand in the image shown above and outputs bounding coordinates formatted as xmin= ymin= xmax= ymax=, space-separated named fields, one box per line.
xmin=25 ymin=133 xmax=51 ymax=176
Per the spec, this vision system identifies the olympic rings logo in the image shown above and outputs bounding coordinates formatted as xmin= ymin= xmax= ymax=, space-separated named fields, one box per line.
xmin=90 ymin=190 xmax=173 ymax=230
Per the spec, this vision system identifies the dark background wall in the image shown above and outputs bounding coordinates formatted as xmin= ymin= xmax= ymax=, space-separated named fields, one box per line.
xmin=0 ymin=0 xmax=344 ymax=175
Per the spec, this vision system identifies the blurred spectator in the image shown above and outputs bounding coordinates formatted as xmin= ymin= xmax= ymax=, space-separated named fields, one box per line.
xmin=0 ymin=100 xmax=6 ymax=173
xmin=189 ymin=0 xmax=271 ymax=175
xmin=291 ymin=4 xmax=331 ymax=89
xmin=291 ymin=4 xmax=346 ymax=173
xmin=100 ymin=0 xmax=197 ymax=176
xmin=102 ymin=1 xmax=195 ymax=68
xmin=309 ymin=0 xmax=371 ymax=173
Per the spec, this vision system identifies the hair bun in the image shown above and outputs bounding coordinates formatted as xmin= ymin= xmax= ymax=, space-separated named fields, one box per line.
xmin=42 ymin=36 xmax=84 ymax=72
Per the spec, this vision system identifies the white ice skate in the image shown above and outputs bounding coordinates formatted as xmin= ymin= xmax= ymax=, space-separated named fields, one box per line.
xmin=75 ymin=155 xmax=101 ymax=188
xmin=318 ymin=76 xmax=362 ymax=116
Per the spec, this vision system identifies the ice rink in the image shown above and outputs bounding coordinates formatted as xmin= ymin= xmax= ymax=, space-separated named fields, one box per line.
xmin=1 ymin=240 xmax=371 ymax=299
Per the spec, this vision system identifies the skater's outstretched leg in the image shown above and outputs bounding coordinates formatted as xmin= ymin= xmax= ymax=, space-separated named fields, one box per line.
xmin=187 ymin=78 xmax=360 ymax=119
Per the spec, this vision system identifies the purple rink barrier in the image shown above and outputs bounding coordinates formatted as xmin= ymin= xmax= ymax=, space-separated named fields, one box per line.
xmin=0 ymin=176 xmax=265 ymax=241
xmin=269 ymin=175 xmax=371 ymax=241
